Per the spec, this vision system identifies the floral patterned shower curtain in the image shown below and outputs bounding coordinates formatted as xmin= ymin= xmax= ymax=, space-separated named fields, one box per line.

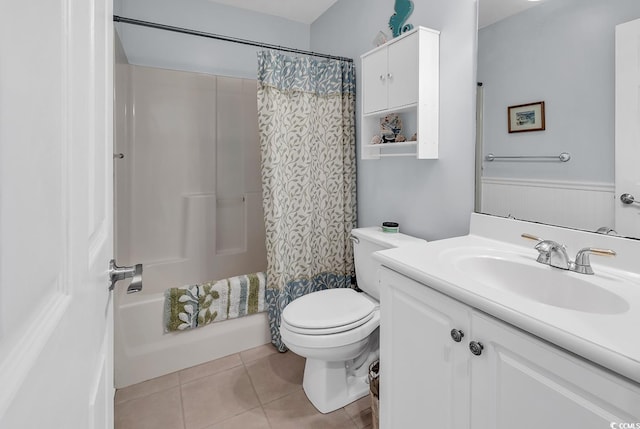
xmin=257 ymin=51 xmax=357 ymax=352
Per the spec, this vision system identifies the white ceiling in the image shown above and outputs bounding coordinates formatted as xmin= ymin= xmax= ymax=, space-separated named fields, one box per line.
xmin=206 ymin=0 xmax=339 ymax=24
xmin=207 ymin=0 xmax=542 ymax=28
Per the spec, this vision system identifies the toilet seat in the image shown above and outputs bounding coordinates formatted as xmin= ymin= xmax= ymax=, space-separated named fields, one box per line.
xmin=284 ymin=312 xmax=375 ymax=335
xmin=282 ymin=288 xmax=376 ymax=335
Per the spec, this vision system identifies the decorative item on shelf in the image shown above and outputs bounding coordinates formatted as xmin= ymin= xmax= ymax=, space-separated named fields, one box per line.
xmin=508 ymin=101 xmax=545 ymax=133
xmin=371 ymin=135 xmax=382 ymax=145
xmin=380 ymin=113 xmax=403 ymax=143
xmin=395 ymin=134 xmax=406 ymax=142
xmin=389 ymin=0 xmax=414 ymax=38
xmin=373 ymin=30 xmax=389 ymax=47
xmin=381 ymin=222 xmax=399 ymax=233
xmin=409 ymin=133 xmax=417 ymax=141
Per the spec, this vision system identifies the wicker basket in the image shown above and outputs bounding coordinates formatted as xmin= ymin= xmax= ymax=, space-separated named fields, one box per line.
xmin=368 ymin=360 xmax=380 ymax=429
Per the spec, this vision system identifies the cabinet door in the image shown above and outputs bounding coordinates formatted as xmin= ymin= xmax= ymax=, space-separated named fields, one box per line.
xmin=361 ymin=48 xmax=388 ymax=114
xmin=380 ymin=268 xmax=471 ymax=429
xmin=470 ymin=312 xmax=640 ymax=429
xmin=387 ymin=31 xmax=419 ymax=110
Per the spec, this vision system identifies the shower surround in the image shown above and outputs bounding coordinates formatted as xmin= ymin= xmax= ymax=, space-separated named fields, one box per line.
xmin=114 ymin=60 xmax=269 ymax=387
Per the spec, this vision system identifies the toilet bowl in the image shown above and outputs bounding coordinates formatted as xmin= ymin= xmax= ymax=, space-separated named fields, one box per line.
xmin=280 ymin=227 xmax=426 ymax=413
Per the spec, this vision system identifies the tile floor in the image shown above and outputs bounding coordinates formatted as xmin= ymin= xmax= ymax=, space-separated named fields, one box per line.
xmin=115 ymin=344 xmax=373 ymax=429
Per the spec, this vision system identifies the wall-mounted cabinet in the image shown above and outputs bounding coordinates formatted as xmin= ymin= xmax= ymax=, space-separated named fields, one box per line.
xmin=360 ymin=27 xmax=439 ymax=160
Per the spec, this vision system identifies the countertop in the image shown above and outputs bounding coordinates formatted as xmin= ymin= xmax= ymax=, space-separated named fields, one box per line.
xmin=373 ymin=215 xmax=640 ymax=385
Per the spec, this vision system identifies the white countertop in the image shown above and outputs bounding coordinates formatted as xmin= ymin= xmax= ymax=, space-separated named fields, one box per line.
xmin=373 ymin=214 xmax=640 ymax=385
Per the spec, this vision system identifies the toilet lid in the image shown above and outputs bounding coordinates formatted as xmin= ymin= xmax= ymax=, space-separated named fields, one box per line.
xmin=282 ymin=288 xmax=376 ymax=335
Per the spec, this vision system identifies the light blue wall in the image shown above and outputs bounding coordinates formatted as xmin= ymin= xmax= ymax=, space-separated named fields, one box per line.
xmin=115 ymin=0 xmax=310 ymax=78
xmin=479 ymin=0 xmax=640 ymax=183
xmin=116 ymin=0 xmax=478 ymax=241
xmin=311 ymin=0 xmax=478 ymax=240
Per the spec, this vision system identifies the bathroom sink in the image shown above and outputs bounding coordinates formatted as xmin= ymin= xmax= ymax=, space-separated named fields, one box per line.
xmin=452 ymin=253 xmax=629 ymax=314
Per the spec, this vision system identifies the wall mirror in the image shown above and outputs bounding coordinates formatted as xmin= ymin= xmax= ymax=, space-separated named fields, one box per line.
xmin=476 ymin=0 xmax=640 ymax=239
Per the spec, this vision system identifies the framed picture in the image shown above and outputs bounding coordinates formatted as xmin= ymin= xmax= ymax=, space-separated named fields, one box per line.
xmin=508 ymin=101 xmax=545 ymax=133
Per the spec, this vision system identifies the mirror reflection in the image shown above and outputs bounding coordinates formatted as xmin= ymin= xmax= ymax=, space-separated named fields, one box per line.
xmin=477 ymin=0 xmax=640 ymax=239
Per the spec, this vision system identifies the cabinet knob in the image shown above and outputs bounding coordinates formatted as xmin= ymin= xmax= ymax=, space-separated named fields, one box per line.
xmin=450 ymin=329 xmax=464 ymax=343
xmin=387 ymin=73 xmax=393 ymax=79
xmin=379 ymin=74 xmax=385 ymax=80
xmin=469 ymin=341 xmax=484 ymax=356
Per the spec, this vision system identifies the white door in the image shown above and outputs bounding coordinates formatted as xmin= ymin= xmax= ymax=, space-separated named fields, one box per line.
xmin=0 ymin=0 xmax=115 ymax=428
xmin=379 ymin=268 xmax=470 ymax=429
xmin=615 ymin=18 xmax=640 ymax=238
xmin=386 ymin=32 xmax=418 ymax=110
xmin=361 ymin=48 xmax=389 ymax=114
xmin=470 ymin=312 xmax=640 ymax=427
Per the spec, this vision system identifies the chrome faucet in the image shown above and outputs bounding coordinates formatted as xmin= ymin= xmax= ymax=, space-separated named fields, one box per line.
xmin=521 ymin=234 xmax=616 ymax=275
xmin=534 ymin=240 xmax=571 ymax=270
xmin=572 ymin=247 xmax=617 ymax=275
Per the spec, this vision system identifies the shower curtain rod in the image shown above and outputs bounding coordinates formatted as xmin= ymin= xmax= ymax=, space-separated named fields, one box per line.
xmin=113 ymin=15 xmax=354 ymax=63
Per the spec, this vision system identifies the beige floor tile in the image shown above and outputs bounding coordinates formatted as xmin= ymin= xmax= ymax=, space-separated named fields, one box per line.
xmin=263 ymin=390 xmax=356 ymax=429
xmin=115 ymin=386 xmax=184 ymax=429
xmin=115 ymin=372 xmax=180 ymax=404
xmin=204 ymin=407 xmax=271 ymax=429
xmin=239 ymin=343 xmax=278 ymax=365
xmin=245 ymin=350 xmax=305 ymax=405
xmin=179 ymin=353 xmax=243 ymax=384
xmin=181 ymin=366 xmax=260 ymax=429
xmin=344 ymin=396 xmax=373 ymax=429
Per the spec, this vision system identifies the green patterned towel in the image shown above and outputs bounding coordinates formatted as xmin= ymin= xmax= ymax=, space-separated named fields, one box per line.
xmin=164 ymin=272 xmax=266 ymax=333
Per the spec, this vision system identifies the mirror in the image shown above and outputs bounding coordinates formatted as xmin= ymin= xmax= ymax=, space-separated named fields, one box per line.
xmin=476 ymin=0 xmax=640 ymax=238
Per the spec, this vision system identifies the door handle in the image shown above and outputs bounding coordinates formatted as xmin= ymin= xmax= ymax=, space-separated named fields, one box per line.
xmin=108 ymin=259 xmax=143 ymax=293
xmin=620 ymin=193 xmax=640 ymax=205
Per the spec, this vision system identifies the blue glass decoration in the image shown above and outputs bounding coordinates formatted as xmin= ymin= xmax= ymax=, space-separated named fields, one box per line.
xmin=389 ymin=0 xmax=414 ymax=38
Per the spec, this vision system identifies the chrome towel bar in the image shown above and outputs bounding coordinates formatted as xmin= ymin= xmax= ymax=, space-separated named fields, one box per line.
xmin=485 ymin=152 xmax=571 ymax=162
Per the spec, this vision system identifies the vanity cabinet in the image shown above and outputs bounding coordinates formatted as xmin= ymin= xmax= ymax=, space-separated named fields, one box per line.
xmin=379 ymin=267 xmax=640 ymax=429
xmin=360 ymin=27 xmax=439 ymax=160
xmin=379 ymin=266 xmax=471 ymax=428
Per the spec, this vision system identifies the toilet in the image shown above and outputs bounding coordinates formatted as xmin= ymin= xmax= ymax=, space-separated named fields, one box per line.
xmin=280 ymin=226 xmax=426 ymax=413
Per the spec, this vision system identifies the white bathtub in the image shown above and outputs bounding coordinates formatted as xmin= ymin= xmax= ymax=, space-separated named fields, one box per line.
xmin=114 ymin=288 xmax=270 ymax=388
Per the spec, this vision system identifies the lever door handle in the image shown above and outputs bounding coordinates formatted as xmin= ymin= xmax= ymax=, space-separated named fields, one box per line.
xmin=108 ymin=259 xmax=143 ymax=293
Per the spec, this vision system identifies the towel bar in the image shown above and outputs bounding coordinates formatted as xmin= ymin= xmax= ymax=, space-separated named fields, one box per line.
xmin=485 ymin=152 xmax=571 ymax=162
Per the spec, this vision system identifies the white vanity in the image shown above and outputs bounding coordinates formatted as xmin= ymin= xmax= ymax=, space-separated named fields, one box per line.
xmin=375 ymin=213 xmax=640 ymax=428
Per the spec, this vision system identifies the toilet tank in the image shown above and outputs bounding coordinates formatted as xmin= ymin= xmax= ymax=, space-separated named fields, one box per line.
xmin=351 ymin=227 xmax=426 ymax=300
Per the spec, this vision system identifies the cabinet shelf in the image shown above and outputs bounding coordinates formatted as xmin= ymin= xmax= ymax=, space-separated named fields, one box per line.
xmin=362 ymin=141 xmax=420 ymax=159
xmin=362 ymin=141 xmax=417 ymax=149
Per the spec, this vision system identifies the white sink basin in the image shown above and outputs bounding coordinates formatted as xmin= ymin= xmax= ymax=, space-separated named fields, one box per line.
xmin=451 ymin=253 xmax=629 ymax=315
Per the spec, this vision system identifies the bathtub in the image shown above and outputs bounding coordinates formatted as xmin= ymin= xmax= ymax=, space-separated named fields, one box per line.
xmin=114 ymin=287 xmax=270 ymax=388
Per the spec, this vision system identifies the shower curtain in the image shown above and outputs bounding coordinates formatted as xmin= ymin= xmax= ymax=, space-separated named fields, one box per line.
xmin=257 ymin=51 xmax=357 ymax=352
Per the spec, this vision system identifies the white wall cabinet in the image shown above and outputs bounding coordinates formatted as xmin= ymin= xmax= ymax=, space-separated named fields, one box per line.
xmin=360 ymin=27 xmax=439 ymax=160
xmin=362 ymin=32 xmax=419 ymax=115
xmin=379 ymin=267 xmax=640 ymax=429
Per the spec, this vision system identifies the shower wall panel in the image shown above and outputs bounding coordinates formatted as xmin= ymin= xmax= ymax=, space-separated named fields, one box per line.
xmin=118 ymin=65 xmax=266 ymax=292
xmin=114 ymin=34 xmax=131 ymax=264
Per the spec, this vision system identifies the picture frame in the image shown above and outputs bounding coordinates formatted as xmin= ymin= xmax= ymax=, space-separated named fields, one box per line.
xmin=508 ymin=101 xmax=545 ymax=133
